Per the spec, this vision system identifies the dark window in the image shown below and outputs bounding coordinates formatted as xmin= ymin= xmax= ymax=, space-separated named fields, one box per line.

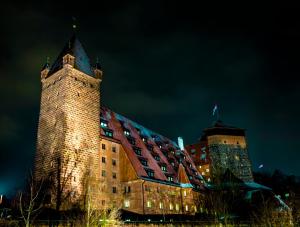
xmin=154 ymin=155 xmax=160 ymax=161
xmin=112 ymin=159 xmax=116 ymax=166
xmin=140 ymin=159 xmax=148 ymax=166
xmin=133 ymin=147 xmax=142 ymax=156
xmin=102 ymin=170 xmax=106 ymax=177
xmin=146 ymin=144 xmax=153 ymax=151
xmin=112 ymin=146 xmax=116 ymax=152
xmin=161 ymin=165 xmax=167 ymax=172
xmin=102 ymin=157 xmax=106 ymax=163
xmin=112 ymin=187 xmax=117 ymax=193
xmin=127 ymin=137 xmax=136 ymax=145
xmin=102 ymin=200 xmax=105 ymax=205
xmin=102 ymin=144 xmax=106 ymax=150
xmin=113 ymin=172 xmax=117 ymax=179
xmin=146 ymin=169 xmax=154 ymax=178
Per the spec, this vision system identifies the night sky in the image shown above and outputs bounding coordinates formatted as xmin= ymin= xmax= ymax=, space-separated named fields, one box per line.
xmin=1 ymin=2 xmax=300 ymax=195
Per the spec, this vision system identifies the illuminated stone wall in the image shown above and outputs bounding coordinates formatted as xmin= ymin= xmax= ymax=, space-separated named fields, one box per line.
xmin=207 ymin=135 xmax=253 ymax=182
xmin=35 ymin=63 xmax=101 ymax=209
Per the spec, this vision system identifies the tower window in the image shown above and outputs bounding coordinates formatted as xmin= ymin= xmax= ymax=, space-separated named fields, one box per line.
xmin=169 ymin=203 xmax=174 ymax=210
xmin=102 ymin=157 xmax=106 ymax=163
xmin=112 ymin=172 xmax=117 ymax=179
xmin=102 ymin=144 xmax=106 ymax=150
xmin=102 ymin=200 xmax=105 ymax=206
xmin=154 ymin=155 xmax=160 ymax=161
xmin=102 ymin=170 xmax=106 ymax=177
xmin=112 ymin=187 xmax=117 ymax=193
xmin=112 ymin=159 xmax=116 ymax=166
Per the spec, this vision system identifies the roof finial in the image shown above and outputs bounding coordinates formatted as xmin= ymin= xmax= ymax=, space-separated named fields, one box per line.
xmin=72 ymin=16 xmax=77 ymax=32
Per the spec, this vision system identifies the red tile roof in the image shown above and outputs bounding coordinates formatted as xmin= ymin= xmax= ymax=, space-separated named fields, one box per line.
xmin=100 ymin=107 xmax=204 ymax=190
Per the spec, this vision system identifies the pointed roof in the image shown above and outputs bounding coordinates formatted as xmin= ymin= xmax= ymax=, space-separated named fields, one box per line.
xmin=47 ymin=35 xmax=94 ymax=77
xmin=200 ymin=120 xmax=245 ymax=140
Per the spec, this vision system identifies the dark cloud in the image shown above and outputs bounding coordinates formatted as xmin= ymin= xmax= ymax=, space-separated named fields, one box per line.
xmin=1 ymin=1 xmax=300 ymax=195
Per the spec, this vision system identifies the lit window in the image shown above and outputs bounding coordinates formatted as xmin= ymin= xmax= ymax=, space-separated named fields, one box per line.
xmin=202 ymin=172 xmax=205 ymax=175
xmin=124 ymin=200 xmax=130 ymax=208
xmin=147 ymin=201 xmax=152 ymax=208
xmin=185 ymin=205 xmax=189 ymax=211
xmin=124 ymin=130 xmax=130 ymax=136
xmin=183 ymin=190 xmax=187 ymax=197
xmin=207 ymin=178 xmax=211 ymax=182
xmin=161 ymin=165 xmax=167 ymax=172
xmin=104 ymin=129 xmax=113 ymax=138
xmin=159 ymin=202 xmax=163 ymax=209
xmin=167 ymin=176 xmax=173 ymax=182
xmin=199 ymin=165 xmax=202 ymax=169
xmin=206 ymin=169 xmax=209 ymax=173
xmin=169 ymin=203 xmax=174 ymax=210
xmin=176 ymin=204 xmax=180 ymax=211
xmin=100 ymin=120 xmax=108 ymax=128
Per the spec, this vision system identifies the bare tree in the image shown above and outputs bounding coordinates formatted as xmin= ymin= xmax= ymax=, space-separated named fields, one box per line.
xmin=19 ymin=172 xmax=44 ymax=227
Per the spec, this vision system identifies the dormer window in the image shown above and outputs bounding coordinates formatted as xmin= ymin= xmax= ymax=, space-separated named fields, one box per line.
xmin=154 ymin=155 xmax=160 ymax=161
xmin=127 ymin=136 xmax=136 ymax=145
xmin=133 ymin=146 xmax=142 ymax=156
xmin=142 ymin=137 xmax=147 ymax=143
xmin=100 ymin=119 xmax=108 ymax=128
xmin=161 ymin=165 xmax=167 ymax=172
xmin=146 ymin=144 xmax=153 ymax=151
xmin=167 ymin=176 xmax=174 ymax=182
xmin=104 ymin=129 xmax=113 ymax=138
xmin=124 ymin=130 xmax=130 ymax=136
xmin=145 ymin=169 xmax=154 ymax=178
xmin=139 ymin=158 xmax=148 ymax=166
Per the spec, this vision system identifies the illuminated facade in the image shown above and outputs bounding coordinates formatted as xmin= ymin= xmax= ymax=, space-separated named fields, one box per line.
xmin=186 ymin=120 xmax=253 ymax=183
xmin=35 ymin=35 xmax=204 ymax=214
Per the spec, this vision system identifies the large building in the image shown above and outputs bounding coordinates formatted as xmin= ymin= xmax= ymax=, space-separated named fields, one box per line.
xmin=35 ymin=35 xmax=204 ymax=215
xmin=186 ymin=120 xmax=253 ymax=183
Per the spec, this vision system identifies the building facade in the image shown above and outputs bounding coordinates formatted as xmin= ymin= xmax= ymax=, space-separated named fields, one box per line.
xmin=186 ymin=120 xmax=253 ymax=183
xmin=35 ymin=35 xmax=204 ymax=214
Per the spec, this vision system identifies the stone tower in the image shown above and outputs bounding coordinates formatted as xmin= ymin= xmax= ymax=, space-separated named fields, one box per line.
xmin=35 ymin=35 xmax=103 ymax=210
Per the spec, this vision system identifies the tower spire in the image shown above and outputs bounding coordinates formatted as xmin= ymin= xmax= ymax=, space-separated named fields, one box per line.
xmin=72 ymin=16 xmax=77 ymax=33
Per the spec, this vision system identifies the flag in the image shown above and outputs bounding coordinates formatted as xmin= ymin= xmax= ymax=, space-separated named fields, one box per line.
xmin=212 ymin=104 xmax=218 ymax=116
